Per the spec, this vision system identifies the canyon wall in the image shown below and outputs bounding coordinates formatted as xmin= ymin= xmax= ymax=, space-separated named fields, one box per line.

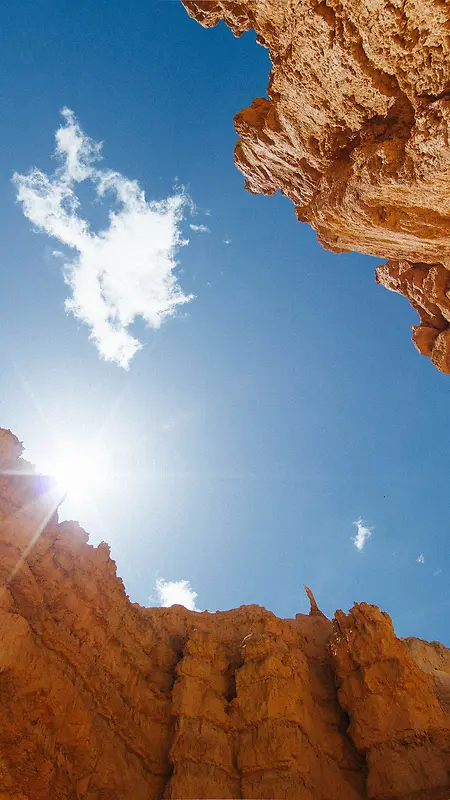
xmin=0 ymin=426 xmax=449 ymax=798
xmin=181 ymin=0 xmax=450 ymax=372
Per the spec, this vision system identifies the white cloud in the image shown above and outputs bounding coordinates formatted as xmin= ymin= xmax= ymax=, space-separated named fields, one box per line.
xmin=189 ymin=223 xmax=210 ymax=233
xmin=416 ymin=554 xmax=425 ymax=564
xmin=223 ymin=238 xmax=231 ymax=245
xmin=352 ymin=518 xmax=373 ymax=551
xmin=13 ymin=108 xmax=193 ymax=368
xmin=433 ymin=568 xmax=442 ymax=576
xmin=154 ymin=577 xmax=199 ymax=611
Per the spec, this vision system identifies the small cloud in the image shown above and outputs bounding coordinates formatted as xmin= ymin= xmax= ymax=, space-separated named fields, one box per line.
xmin=352 ymin=518 xmax=373 ymax=551
xmin=154 ymin=577 xmax=199 ymax=611
xmin=433 ymin=568 xmax=442 ymax=576
xmin=189 ymin=223 xmax=210 ymax=233
xmin=416 ymin=554 xmax=425 ymax=564
xmin=13 ymin=108 xmax=193 ymax=368
xmin=223 ymin=238 xmax=231 ymax=245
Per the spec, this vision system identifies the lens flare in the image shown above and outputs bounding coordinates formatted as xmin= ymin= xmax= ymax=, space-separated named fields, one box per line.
xmin=43 ymin=443 xmax=108 ymax=499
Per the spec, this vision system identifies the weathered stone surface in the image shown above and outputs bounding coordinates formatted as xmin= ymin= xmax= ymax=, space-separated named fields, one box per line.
xmin=405 ymin=637 xmax=450 ymax=715
xmin=332 ymin=603 xmax=450 ymax=798
xmin=376 ymin=260 xmax=450 ymax=371
xmin=0 ymin=427 xmax=449 ymax=799
xmin=181 ymin=0 xmax=450 ymax=372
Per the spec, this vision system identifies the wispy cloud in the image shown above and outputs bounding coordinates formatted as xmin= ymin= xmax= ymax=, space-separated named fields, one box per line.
xmin=416 ymin=553 xmax=425 ymax=564
xmin=433 ymin=567 xmax=442 ymax=576
xmin=154 ymin=577 xmax=199 ymax=611
xmin=189 ymin=223 xmax=210 ymax=233
xmin=352 ymin=518 xmax=373 ymax=551
xmin=13 ymin=108 xmax=193 ymax=368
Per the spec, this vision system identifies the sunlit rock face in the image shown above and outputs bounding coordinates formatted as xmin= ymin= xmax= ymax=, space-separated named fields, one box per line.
xmin=182 ymin=0 xmax=450 ymax=372
xmin=0 ymin=427 xmax=449 ymax=798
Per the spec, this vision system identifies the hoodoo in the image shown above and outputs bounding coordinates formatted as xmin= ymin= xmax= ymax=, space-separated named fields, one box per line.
xmin=0 ymin=428 xmax=448 ymax=798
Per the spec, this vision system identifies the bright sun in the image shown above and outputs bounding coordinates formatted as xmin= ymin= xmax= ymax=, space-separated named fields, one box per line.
xmin=44 ymin=443 xmax=109 ymax=499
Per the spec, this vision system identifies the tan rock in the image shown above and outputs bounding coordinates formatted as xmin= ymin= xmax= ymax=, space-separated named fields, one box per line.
xmin=182 ymin=0 xmax=450 ymax=372
xmin=0 ymin=430 xmax=448 ymax=798
xmin=332 ymin=603 xmax=450 ymax=798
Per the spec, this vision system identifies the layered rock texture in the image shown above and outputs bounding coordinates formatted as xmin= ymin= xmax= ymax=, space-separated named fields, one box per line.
xmin=182 ymin=0 xmax=450 ymax=372
xmin=0 ymin=426 xmax=449 ymax=798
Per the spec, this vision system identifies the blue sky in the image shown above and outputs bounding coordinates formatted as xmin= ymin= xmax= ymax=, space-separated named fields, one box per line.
xmin=1 ymin=0 xmax=449 ymax=643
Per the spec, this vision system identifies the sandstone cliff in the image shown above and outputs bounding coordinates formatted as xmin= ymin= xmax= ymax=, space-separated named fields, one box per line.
xmin=181 ymin=0 xmax=450 ymax=372
xmin=0 ymin=427 xmax=449 ymax=798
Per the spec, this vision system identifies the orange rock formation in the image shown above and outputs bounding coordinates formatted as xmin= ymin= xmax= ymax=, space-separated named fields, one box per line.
xmin=0 ymin=427 xmax=449 ymax=798
xmin=182 ymin=0 xmax=450 ymax=372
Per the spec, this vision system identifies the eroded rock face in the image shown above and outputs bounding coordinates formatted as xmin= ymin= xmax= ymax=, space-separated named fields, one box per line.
xmin=0 ymin=427 xmax=448 ymax=799
xmin=376 ymin=260 xmax=450 ymax=372
xmin=332 ymin=603 xmax=450 ymax=798
xmin=181 ymin=0 xmax=450 ymax=372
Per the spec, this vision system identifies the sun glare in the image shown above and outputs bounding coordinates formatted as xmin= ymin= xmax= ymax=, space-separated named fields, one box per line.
xmin=44 ymin=443 xmax=109 ymax=499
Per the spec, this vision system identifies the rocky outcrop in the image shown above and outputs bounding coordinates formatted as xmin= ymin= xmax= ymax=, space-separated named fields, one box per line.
xmin=375 ymin=260 xmax=450 ymax=372
xmin=0 ymin=426 xmax=449 ymax=799
xmin=404 ymin=636 xmax=450 ymax=716
xmin=332 ymin=603 xmax=450 ymax=798
xmin=181 ymin=0 xmax=450 ymax=372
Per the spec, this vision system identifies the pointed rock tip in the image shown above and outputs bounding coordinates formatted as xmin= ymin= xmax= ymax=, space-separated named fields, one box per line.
xmin=304 ymin=585 xmax=327 ymax=618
